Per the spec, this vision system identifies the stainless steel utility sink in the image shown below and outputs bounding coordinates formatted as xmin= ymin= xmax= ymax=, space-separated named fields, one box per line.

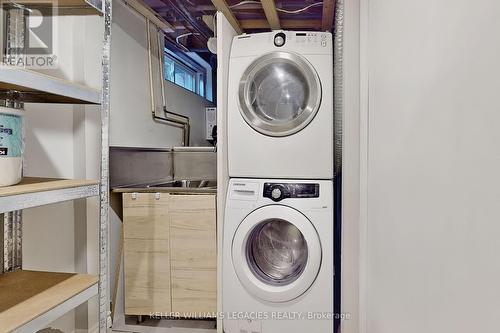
xmin=150 ymin=180 xmax=217 ymax=189
xmin=123 ymin=179 xmax=217 ymax=189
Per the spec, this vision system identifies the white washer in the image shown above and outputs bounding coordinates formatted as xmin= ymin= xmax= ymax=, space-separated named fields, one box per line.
xmin=223 ymin=178 xmax=334 ymax=333
xmin=227 ymin=31 xmax=333 ymax=179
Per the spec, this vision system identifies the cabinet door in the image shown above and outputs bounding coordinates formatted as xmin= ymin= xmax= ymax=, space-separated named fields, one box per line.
xmin=123 ymin=192 xmax=170 ymax=240
xmin=123 ymin=193 xmax=171 ymax=315
xmin=169 ymin=194 xmax=217 ymax=315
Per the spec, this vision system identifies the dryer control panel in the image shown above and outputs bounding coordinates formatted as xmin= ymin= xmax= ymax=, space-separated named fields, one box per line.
xmin=263 ymin=182 xmax=320 ymax=202
xmin=232 ymin=31 xmax=332 ymax=57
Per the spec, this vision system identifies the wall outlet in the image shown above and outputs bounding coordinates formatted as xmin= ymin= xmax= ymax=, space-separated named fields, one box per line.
xmin=205 ymin=107 xmax=217 ymax=140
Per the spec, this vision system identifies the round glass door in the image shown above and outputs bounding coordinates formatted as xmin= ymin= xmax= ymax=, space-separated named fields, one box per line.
xmin=247 ymin=219 xmax=308 ymax=286
xmin=238 ymin=52 xmax=321 ymax=137
xmin=232 ymin=206 xmax=322 ymax=303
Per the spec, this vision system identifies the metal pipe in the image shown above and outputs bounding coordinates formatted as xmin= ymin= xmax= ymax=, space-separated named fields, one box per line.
xmin=122 ymin=0 xmax=192 ymax=145
xmin=156 ymin=0 xmax=209 ymax=51
xmin=160 ymin=0 xmax=212 ymax=40
xmin=154 ymin=22 xmax=191 ymax=146
xmin=121 ymin=0 xmax=186 ymax=53
xmin=147 ymin=20 xmax=191 ymax=146
xmin=153 ymin=115 xmax=190 ymax=146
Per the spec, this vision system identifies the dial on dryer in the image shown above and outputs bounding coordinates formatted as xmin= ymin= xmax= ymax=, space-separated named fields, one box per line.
xmin=264 ymin=183 xmax=320 ymax=202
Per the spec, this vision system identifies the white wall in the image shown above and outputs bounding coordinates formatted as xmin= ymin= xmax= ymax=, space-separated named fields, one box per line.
xmin=346 ymin=0 xmax=500 ymax=332
xmin=340 ymin=0 xmax=362 ymax=332
xmin=215 ymin=12 xmax=237 ymax=333
xmin=164 ymin=80 xmax=214 ymax=146
xmin=22 ymin=15 xmax=102 ymax=332
xmin=19 ymin=1 xmax=213 ymax=331
xmin=108 ymin=1 xmax=215 ymax=323
xmin=110 ymin=0 xmax=213 ymax=149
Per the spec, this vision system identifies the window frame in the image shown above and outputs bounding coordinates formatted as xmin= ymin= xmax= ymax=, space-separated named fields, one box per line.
xmin=163 ymin=49 xmax=208 ymax=99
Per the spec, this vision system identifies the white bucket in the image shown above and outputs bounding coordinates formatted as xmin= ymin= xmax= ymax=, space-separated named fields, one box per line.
xmin=0 ymin=106 xmax=24 ymax=187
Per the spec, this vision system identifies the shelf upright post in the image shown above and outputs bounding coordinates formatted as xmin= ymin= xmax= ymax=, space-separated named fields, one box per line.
xmin=5 ymin=6 xmax=26 ymax=65
xmin=1 ymin=5 xmax=26 ymax=274
xmin=99 ymin=0 xmax=112 ymax=329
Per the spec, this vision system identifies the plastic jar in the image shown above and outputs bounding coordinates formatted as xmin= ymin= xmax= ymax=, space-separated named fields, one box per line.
xmin=0 ymin=106 xmax=24 ymax=187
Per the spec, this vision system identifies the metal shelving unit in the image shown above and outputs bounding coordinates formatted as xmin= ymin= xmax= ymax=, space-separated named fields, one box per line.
xmin=0 ymin=67 xmax=101 ymax=104
xmin=0 ymin=178 xmax=99 ymax=213
xmin=0 ymin=0 xmax=112 ymax=331
xmin=0 ymin=270 xmax=99 ymax=333
xmin=3 ymin=0 xmax=104 ymax=13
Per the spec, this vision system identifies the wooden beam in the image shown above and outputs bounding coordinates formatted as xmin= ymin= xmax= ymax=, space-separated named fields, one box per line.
xmin=240 ymin=19 xmax=322 ymax=30
xmin=211 ymin=0 xmax=243 ymax=34
xmin=167 ymin=0 xmax=213 ymax=39
xmin=124 ymin=0 xmax=175 ymax=33
xmin=202 ymin=15 xmax=215 ymax=32
xmin=321 ymin=0 xmax=335 ymax=31
xmin=261 ymin=0 xmax=281 ymax=30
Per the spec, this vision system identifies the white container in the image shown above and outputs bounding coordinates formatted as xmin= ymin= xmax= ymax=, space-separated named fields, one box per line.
xmin=0 ymin=106 xmax=24 ymax=187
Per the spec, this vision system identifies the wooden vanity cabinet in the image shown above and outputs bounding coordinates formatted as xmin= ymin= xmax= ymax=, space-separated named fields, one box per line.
xmin=169 ymin=195 xmax=217 ymax=315
xmin=122 ymin=193 xmax=171 ymax=315
xmin=122 ymin=192 xmax=216 ymax=316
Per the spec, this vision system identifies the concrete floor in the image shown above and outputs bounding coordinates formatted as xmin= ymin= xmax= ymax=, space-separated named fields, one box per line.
xmin=112 ymin=315 xmax=216 ymax=333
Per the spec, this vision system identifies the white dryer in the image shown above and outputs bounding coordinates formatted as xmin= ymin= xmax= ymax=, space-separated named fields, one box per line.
xmin=227 ymin=31 xmax=333 ymax=179
xmin=223 ymin=178 xmax=334 ymax=333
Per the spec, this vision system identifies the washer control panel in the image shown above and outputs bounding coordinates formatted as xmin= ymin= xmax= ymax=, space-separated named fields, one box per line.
xmin=263 ymin=183 xmax=320 ymax=202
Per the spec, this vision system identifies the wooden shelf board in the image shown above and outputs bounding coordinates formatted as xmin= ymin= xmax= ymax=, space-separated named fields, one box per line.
xmin=0 ymin=67 xmax=101 ymax=104
xmin=0 ymin=177 xmax=99 ymax=198
xmin=0 ymin=177 xmax=99 ymax=213
xmin=0 ymin=270 xmax=98 ymax=332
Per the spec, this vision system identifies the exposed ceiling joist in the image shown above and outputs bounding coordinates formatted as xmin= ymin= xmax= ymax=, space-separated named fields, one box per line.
xmin=240 ymin=19 xmax=322 ymax=30
xmin=124 ymin=0 xmax=175 ymax=33
xmin=171 ymin=23 xmax=187 ymax=30
xmin=163 ymin=0 xmax=212 ymax=40
xmin=202 ymin=15 xmax=215 ymax=32
xmin=211 ymin=0 xmax=243 ymax=34
xmin=321 ymin=0 xmax=335 ymax=31
xmin=261 ymin=0 xmax=281 ymax=30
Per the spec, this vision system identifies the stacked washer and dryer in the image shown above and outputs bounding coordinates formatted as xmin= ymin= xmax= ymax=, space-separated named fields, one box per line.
xmin=223 ymin=31 xmax=334 ymax=333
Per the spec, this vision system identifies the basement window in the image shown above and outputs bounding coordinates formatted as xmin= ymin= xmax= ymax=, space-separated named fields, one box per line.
xmin=163 ymin=49 xmax=213 ymax=101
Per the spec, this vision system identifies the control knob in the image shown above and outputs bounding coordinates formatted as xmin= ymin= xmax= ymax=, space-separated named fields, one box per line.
xmin=271 ymin=188 xmax=282 ymax=200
